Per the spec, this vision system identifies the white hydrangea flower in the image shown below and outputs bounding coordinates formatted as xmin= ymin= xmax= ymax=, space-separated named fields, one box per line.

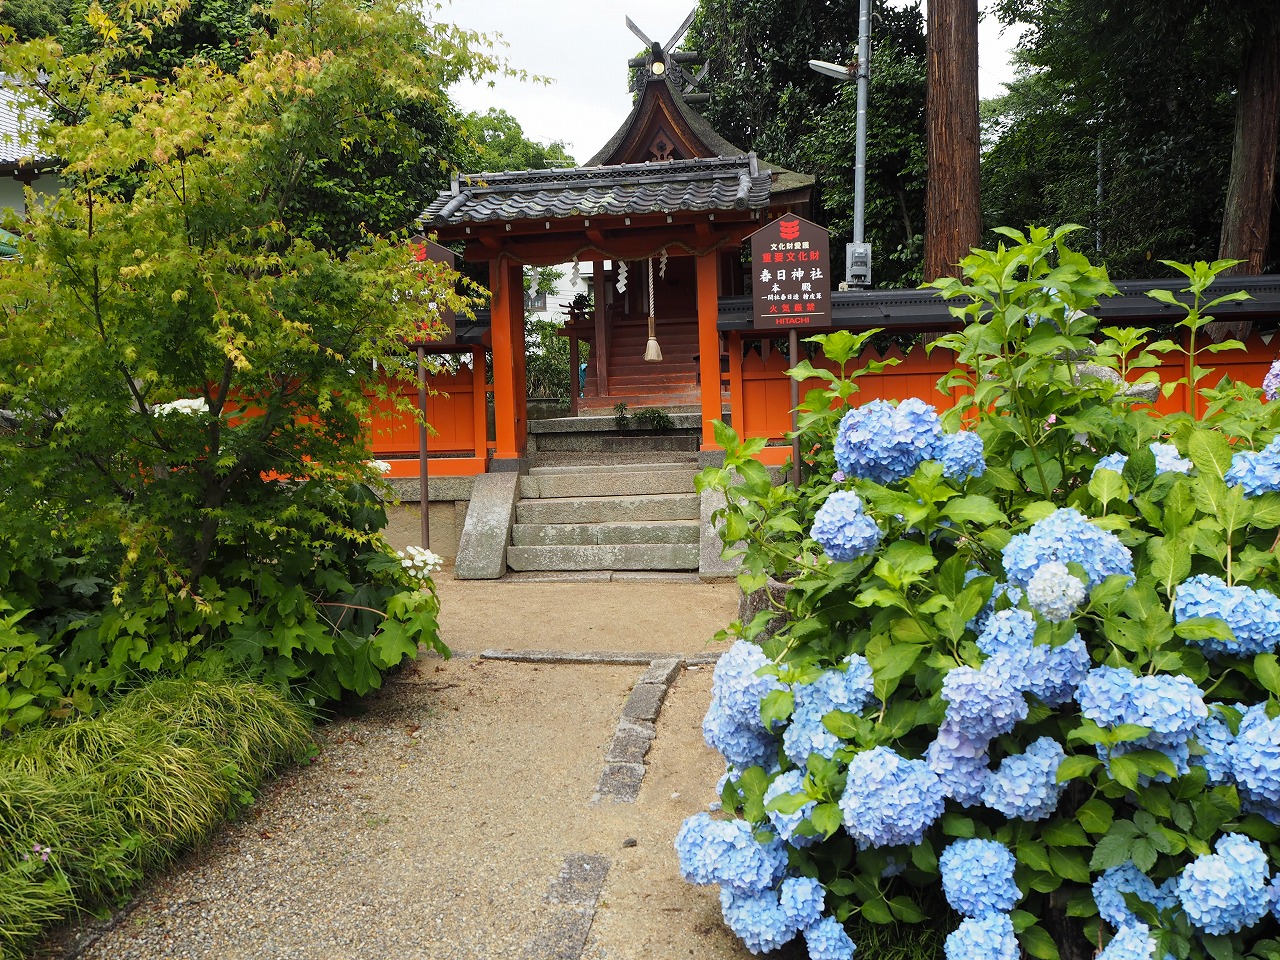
xmin=153 ymin=397 xmax=210 ymax=416
xmin=368 ymin=460 xmax=392 ymax=474
xmin=398 ymin=545 xmax=443 ymax=582
xmin=1026 ymin=561 xmax=1087 ymax=622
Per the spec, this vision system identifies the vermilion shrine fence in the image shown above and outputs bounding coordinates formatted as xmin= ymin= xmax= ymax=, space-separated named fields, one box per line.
xmin=364 ymin=333 xmax=1279 ymax=473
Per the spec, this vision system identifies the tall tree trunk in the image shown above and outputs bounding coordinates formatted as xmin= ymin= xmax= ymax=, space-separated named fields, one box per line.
xmin=1219 ymin=5 xmax=1280 ymax=274
xmin=924 ymin=0 xmax=981 ymax=281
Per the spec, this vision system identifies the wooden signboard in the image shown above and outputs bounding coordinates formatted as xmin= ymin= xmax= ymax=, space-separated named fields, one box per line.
xmin=748 ymin=215 xmax=831 ymax=330
xmin=409 ymin=238 xmax=457 ymax=345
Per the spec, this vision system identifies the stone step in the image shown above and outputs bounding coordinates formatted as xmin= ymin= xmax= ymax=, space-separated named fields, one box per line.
xmin=528 ymin=461 xmax=696 ymax=475
xmin=511 ymin=520 xmax=700 ymax=547
xmin=529 ymin=432 xmax=700 ymax=453
xmin=518 ymin=469 xmax=696 ymax=499
xmin=506 ymin=543 xmax=699 ymax=572
xmin=515 ymin=492 xmax=699 ymax=524
xmin=576 ymin=393 xmax=702 ymax=413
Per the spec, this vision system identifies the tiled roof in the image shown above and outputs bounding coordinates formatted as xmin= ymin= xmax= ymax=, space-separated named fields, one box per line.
xmin=420 ymin=154 xmax=773 ymax=227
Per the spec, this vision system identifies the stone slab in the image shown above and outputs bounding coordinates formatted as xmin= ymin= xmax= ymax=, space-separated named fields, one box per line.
xmin=604 ymin=726 xmax=653 ymax=764
xmin=384 ymin=475 xmax=475 ymax=503
xmin=699 ymin=486 xmax=740 ymax=578
xmin=595 ymin=762 xmax=646 ymax=802
xmin=621 ymin=682 xmax=668 ymax=722
xmin=505 ymin=543 xmax=699 ymax=572
xmin=515 ymin=493 xmax=699 ymax=525
xmin=528 ymin=413 xmax=702 ymax=433
xmin=638 ymin=657 xmax=682 ymax=687
xmin=544 ymin=853 xmax=610 ymax=906
xmin=479 ymin=649 xmax=674 ymax=665
xmin=453 ymin=471 xmax=519 ymax=580
xmin=519 ymin=470 xmax=697 ymax=499
xmin=511 ymin=521 xmax=699 ymax=547
xmin=529 ymin=461 xmax=695 ymax=476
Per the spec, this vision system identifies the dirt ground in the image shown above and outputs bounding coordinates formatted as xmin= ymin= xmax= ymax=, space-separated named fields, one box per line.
xmin=37 ymin=576 xmax=766 ymax=960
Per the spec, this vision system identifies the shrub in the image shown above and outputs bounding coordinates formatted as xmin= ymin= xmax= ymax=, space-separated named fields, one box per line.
xmin=685 ymin=227 xmax=1280 ymax=960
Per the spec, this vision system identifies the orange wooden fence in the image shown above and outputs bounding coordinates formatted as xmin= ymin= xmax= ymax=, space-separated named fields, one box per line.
xmin=366 ymin=349 xmax=489 ymax=477
xmin=730 ymin=333 xmax=1280 ymax=460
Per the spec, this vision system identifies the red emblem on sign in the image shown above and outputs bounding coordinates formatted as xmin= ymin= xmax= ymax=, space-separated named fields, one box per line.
xmin=778 ymin=218 xmax=801 ymax=241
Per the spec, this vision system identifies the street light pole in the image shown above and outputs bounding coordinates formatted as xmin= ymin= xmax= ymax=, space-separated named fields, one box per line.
xmin=809 ymin=0 xmax=871 ymax=277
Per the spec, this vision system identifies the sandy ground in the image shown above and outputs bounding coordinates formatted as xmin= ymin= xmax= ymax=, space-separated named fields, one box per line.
xmin=37 ymin=576 xmax=763 ymax=960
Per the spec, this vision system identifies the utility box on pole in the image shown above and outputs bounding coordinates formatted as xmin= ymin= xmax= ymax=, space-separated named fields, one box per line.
xmin=846 ymin=241 xmax=872 ymax=287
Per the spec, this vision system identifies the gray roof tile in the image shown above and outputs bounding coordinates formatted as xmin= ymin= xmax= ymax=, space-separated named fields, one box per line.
xmin=420 ymin=155 xmax=773 ymax=227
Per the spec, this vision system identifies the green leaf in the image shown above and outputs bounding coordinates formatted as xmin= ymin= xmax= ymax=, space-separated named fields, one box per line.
xmin=1174 ymin=617 xmax=1234 ymax=643
xmin=1019 ymin=924 xmax=1061 ymax=960
xmin=867 ymin=642 xmax=923 ymax=702
xmin=1256 ymin=654 xmax=1280 ymax=698
xmin=1056 ymin=754 xmax=1101 ymax=783
xmin=1089 ymin=468 xmax=1129 ymax=509
xmin=1042 ymin=820 xmax=1090 ymax=847
xmin=765 ymin=790 xmax=812 ymax=816
xmin=1090 ymin=832 xmax=1134 ymax=871
xmin=942 ymin=495 xmax=1007 ymax=527
xmin=1189 ymin=429 xmax=1234 ymax=481
xmin=941 ymin=813 xmax=976 ymax=838
xmin=888 ymin=895 xmax=926 ymax=923
xmin=859 ymin=896 xmax=893 ymax=925
xmin=1049 ymin=848 xmax=1092 ymax=883
xmin=1077 ymin=799 xmax=1115 ymax=835
xmin=760 ymin=689 xmax=794 ymax=731
xmin=810 ymin=802 xmax=842 ymax=838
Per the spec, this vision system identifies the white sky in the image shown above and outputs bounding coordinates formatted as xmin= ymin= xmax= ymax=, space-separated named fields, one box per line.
xmin=442 ymin=0 xmax=1024 ymax=166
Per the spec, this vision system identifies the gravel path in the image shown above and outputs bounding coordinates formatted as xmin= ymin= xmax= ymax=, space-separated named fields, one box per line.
xmin=36 ymin=576 xmax=769 ymax=960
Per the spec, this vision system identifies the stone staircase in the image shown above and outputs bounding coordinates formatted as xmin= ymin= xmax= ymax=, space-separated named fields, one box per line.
xmin=579 ymin=317 xmax=701 ymax=414
xmin=506 ymin=461 xmax=701 ymax=572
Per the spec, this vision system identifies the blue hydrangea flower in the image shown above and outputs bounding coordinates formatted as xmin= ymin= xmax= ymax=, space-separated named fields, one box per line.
xmin=981 ymin=736 xmax=1066 ymax=820
xmin=966 ymin=576 xmax=1025 ymax=636
xmin=1022 ymin=635 xmax=1091 ymax=707
xmin=1076 ymin=667 xmax=1208 ymax=740
xmin=1194 ymin=710 xmax=1236 ymax=785
xmin=1002 ymin=507 xmax=1134 ymax=590
xmin=794 ymin=656 xmax=875 ymax=716
xmin=811 ymin=491 xmax=883 ymax=563
xmin=840 ymin=746 xmax=946 ymax=848
xmin=1092 ymin=443 xmax=1193 ymax=479
xmin=976 ymin=608 xmax=1036 ymax=658
xmin=1025 ymin=561 xmax=1087 ymax=622
xmin=1099 ymin=923 xmax=1158 ymax=960
xmin=1093 ymin=862 xmax=1174 ymax=929
xmin=805 ymin=916 xmax=857 ymax=960
xmin=763 ymin=770 xmax=817 ymax=847
xmin=833 ymin=398 xmax=943 ymax=485
xmin=675 ymin=813 xmax=787 ymax=893
xmin=702 ymin=641 xmax=784 ymax=769
xmin=926 ymin=721 xmax=991 ymax=807
xmin=779 ymin=876 xmax=825 ymax=930
xmin=944 ymin=912 xmax=1020 ymax=960
xmin=937 ymin=430 xmax=986 ymax=482
xmin=1231 ymin=707 xmax=1280 ymax=811
xmin=941 ymin=665 xmax=1028 ymax=741
xmin=1225 ymin=436 xmax=1280 ymax=497
xmin=1176 ymin=833 xmax=1272 ymax=935
xmin=719 ymin=887 xmax=798 ymax=955
xmin=783 ymin=701 xmax=845 ymax=767
xmin=1174 ymin=574 xmax=1280 ymax=658
xmin=940 ymin=839 xmax=1019 ymax=917
xmin=1265 ymin=360 xmax=1280 ymax=402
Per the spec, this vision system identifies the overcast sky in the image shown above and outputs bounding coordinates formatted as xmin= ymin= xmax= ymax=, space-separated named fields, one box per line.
xmin=442 ymin=0 xmax=1025 ymax=165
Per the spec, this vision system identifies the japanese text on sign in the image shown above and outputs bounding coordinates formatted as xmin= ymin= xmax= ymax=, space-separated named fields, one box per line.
xmin=748 ymin=216 xmax=831 ymax=330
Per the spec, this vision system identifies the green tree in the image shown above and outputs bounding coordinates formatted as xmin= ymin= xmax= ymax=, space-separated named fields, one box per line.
xmin=690 ymin=1 xmax=928 ymax=288
xmin=0 ymin=0 xmax=493 ymax=703
xmin=988 ymin=0 xmax=1271 ymax=278
xmin=463 ymin=107 xmax=573 ymax=172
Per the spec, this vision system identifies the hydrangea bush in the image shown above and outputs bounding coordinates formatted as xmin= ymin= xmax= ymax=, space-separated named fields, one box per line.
xmin=685 ymin=227 xmax=1280 ymax=960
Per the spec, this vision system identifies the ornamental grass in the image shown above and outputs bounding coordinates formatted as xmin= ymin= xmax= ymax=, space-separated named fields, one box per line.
xmin=0 ymin=678 xmax=312 ymax=960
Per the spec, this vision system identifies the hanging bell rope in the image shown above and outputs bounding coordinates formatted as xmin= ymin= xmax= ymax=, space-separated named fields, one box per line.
xmin=644 ymin=255 xmax=662 ymax=363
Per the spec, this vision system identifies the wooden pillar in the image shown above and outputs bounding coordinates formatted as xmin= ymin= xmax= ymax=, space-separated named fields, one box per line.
xmin=727 ymin=331 xmax=745 ymax=435
xmin=490 ymin=258 xmax=520 ymax=461
xmin=567 ymin=334 xmax=580 ymax=417
xmin=471 ymin=346 xmax=487 ymax=462
xmin=696 ymin=251 xmax=722 ymax=450
xmin=593 ymin=264 xmax=609 ymax=397
xmin=511 ymin=270 xmax=528 ymax=450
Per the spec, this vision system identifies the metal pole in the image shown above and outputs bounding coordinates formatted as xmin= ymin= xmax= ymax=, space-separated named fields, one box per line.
xmin=416 ymin=345 xmax=430 ymax=549
xmin=853 ymin=0 xmax=870 ymax=246
xmin=789 ymin=331 xmax=801 ymax=488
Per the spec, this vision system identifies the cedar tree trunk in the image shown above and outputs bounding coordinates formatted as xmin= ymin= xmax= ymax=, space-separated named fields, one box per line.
xmin=1219 ymin=5 xmax=1280 ymax=274
xmin=924 ymin=0 xmax=981 ymax=281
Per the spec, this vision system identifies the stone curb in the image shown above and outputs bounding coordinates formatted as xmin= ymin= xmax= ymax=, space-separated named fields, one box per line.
xmin=477 ymin=649 xmax=723 ymax=666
